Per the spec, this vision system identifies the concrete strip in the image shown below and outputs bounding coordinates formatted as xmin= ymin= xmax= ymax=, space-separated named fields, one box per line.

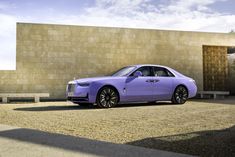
xmin=0 ymin=124 xmax=193 ymax=157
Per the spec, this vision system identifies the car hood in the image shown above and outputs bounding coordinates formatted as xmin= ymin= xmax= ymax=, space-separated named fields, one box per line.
xmin=68 ymin=76 xmax=115 ymax=84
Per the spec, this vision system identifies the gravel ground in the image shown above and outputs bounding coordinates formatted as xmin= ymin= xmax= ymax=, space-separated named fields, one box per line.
xmin=0 ymin=98 xmax=234 ymax=156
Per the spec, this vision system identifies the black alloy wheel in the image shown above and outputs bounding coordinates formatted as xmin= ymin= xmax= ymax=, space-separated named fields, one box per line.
xmin=172 ymin=86 xmax=188 ymax=104
xmin=97 ymin=87 xmax=118 ymax=108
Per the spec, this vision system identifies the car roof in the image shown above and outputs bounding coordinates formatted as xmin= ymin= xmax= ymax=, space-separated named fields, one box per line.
xmin=131 ymin=64 xmax=170 ymax=69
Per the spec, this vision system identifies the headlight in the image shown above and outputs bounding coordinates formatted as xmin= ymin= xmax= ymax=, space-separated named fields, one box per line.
xmin=77 ymin=82 xmax=90 ymax=87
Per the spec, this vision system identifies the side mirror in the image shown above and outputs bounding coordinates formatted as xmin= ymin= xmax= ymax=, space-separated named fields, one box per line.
xmin=133 ymin=71 xmax=143 ymax=77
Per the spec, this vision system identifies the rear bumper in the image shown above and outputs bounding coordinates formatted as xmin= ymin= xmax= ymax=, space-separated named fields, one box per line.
xmin=188 ymin=84 xmax=197 ymax=98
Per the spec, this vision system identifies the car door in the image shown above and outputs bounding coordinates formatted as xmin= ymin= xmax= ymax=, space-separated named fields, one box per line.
xmin=152 ymin=67 xmax=174 ymax=100
xmin=124 ymin=66 xmax=155 ymax=102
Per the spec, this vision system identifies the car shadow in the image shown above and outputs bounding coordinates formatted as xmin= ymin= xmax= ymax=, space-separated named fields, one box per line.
xmin=13 ymin=105 xmax=96 ymax=111
xmin=13 ymin=102 xmax=176 ymax=112
xmin=126 ymin=125 xmax=235 ymax=157
xmin=116 ymin=101 xmax=176 ymax=108
xmin=0 ymin=127 xmax=165 ymax=157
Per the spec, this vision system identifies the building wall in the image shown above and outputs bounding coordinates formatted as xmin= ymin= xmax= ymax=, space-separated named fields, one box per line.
xmin=0 ymin=23 xmax=235 ymax=99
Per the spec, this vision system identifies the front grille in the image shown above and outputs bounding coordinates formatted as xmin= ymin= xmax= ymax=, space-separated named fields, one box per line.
xmin=68 ymin=84 xmax=76 ymax=92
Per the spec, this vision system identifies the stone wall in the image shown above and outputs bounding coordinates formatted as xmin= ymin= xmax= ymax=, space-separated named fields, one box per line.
xmin=0 ymin=23 xmax=235 ymax=99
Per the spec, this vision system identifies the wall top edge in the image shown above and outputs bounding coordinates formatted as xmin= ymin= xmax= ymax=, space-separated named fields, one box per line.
xmin=16 ymin=22 xmax=235 ymax=36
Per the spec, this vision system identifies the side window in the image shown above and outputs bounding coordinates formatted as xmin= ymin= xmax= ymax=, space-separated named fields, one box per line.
xmin=153 ymin=67 xmax=174 ymax=77
xmin=131 ymin=66 xmax=153 ymax=77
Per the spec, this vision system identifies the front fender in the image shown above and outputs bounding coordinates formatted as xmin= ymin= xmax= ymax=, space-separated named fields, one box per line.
xmin=89 ymin=79 xmax=126 ymax=103
xmin=89 ymin=82 xmax=104 ymax=103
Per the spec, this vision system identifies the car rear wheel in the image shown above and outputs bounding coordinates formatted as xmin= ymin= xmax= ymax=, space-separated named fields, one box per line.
xmin=172 ymin=86 xmax=188 ymax=104
xmin=97 ymin=87 xmax=118 ymax=108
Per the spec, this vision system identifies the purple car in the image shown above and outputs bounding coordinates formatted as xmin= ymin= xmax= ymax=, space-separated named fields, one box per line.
xmin=66 ymin=64 xmax=197 ymax=108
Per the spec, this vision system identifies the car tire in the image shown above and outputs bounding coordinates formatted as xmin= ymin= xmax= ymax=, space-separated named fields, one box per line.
xmin=97 ymin=87 xmax=119 ymax=108
xmin=172 ymin=86 xmax=188 ymax=104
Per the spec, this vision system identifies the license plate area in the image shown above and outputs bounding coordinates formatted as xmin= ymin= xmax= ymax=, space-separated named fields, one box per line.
xmin=68 ymin=92 xmax=74 ymax=97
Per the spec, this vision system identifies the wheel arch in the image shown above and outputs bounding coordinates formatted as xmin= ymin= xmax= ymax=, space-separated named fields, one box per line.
xmin=173 ymin=84 xmax=189 ymax=96
xmin=96 ymin=85 xmax=120 ymax=103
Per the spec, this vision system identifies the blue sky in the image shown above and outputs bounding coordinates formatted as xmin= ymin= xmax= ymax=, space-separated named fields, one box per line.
xmin=0 ymin=0 xmax=235 ymax=70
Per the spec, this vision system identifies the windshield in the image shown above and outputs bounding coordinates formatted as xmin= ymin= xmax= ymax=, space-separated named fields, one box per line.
xmin=111 ymin=66 xmax=136 ymax=76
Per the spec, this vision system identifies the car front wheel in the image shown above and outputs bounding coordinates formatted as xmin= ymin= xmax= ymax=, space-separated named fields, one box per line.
xmin=172 ymin=86 xmax=188 ymax=104
xmin=97 ymin=87 xmax=118 ymax=108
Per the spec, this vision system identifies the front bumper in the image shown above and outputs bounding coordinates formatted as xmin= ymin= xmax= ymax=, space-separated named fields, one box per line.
xmin=67 ymin=95 xmax=89 ymax=103
xmin=66 ymin=83 xmax=90 ymax=103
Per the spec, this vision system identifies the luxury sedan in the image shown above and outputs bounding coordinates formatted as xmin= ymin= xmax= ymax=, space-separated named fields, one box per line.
xmin=66 ymin=64 xmax=197 ymax=108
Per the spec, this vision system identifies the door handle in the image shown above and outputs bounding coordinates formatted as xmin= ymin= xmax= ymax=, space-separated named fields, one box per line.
xmin=146 ymin=79 xmax=154 ymax=83
xmin=154 ymin=79 xmax=160 ymax=83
